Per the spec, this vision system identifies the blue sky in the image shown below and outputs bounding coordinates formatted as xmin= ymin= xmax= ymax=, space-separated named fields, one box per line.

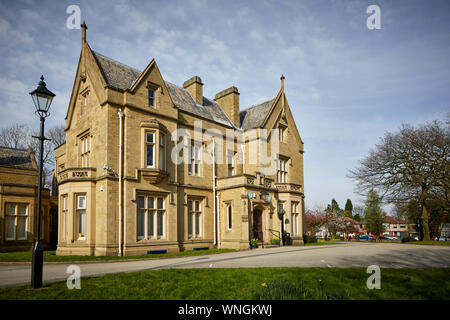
xmin=0 ymin=0 xmax=449 ymax=211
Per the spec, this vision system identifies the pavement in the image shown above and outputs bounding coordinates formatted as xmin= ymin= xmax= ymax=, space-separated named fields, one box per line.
xmin=1 ymin=242 xmax=449 ymax=288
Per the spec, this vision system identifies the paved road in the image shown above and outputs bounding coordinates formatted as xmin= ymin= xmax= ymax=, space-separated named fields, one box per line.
xmin=1 ymin=242 xmax=449 ymax=288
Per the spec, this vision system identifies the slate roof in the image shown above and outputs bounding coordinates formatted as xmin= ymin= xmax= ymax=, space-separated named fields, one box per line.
xmin=239 ymin=98 xmax=275 ymax=130
xmin=164 ymin=81 xmax=234 ymax=127
xmin=93 ymin=51 xmax=141 ymax=90
xmin=0 ymin=146 xmax=35 ymax=169
xmin=91 ymin=50 xmax=274 ymax=129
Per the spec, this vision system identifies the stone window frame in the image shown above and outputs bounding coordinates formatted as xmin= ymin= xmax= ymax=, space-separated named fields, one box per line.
xmin=278 ymin=124 xmax=287 ymax=143
xmin=146 ymin=82 xmax=160 ymax=109
xmin=291 ymin=201 xmax=299 ymax=236
xmin=188 ymin=142 xmax=202 ymax=177
xmin=75 ymin=194 xmax=87 ymax=241
xmin=140 ymin=121 xmax=168 ymax=170
xmin=5 ymin=203 xmax=28 ymax=241
xmin=136 ymin=194 xmax=166 ymax=241
xmin=77 ymin=130 xmax=91 ymax=168
xmin=277 ymin=156 xmax=289 ymax=183
xmin=145 ymin=131 xmax=156 ymax=168
xmin=80 ymin=87 xmax=89 ymax=116
xmin=227 ymin=203 xmax=233 ymax=230
xmin=187 ymin=197 xmax=203 ymax=239
xmin=60 ymin=194 xmax=68 ymax=242
xmin=227 ymin=149 xmax=235 ymax=177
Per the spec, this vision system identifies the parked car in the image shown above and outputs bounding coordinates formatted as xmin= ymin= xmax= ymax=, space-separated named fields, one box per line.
xmin=439 ymin=237 xmax=447 ymax=241
xmin=359 ymin=234 xmax=368 ymax=240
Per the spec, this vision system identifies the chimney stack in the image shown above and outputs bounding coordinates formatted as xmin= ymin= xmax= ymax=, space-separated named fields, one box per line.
xmin=183 ymin=76 xmax=203 ymax=105
xmin=214 ymin=86 xmax=240 ymax=127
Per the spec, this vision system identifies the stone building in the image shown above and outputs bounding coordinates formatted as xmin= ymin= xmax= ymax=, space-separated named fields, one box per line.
xmin=0 ymin=146 xmax=53 ymax=251
xmin=54 ymin=23 xmax=305 ymax=256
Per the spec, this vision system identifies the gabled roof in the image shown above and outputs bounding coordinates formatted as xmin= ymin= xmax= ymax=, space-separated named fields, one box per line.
xmin=239 ymin=98 xmax=275 ymax=130
xmin=0 ymin=146 xmax=36 ymax=170
xmin=92 ymin=51 xmax=141 ymax=90
xmin=92 ymin=51 xmax=235 ymax=127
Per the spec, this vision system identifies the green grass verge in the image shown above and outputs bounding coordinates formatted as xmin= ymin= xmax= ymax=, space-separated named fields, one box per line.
xmin=0 ymin=249 xmax=236 ymax=263
xmin=1 ymin=267 xmax=449 ymax=300
xmin=403 ymin=241 xmax=450 ymax=246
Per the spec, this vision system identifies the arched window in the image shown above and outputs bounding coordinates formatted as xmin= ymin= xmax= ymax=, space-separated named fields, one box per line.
xmin=227 ymin=205 xmax=232 ymax=229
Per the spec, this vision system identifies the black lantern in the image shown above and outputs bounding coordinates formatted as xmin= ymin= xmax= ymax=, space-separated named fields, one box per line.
xmin=29 ymin=75 xmax=55 ymax=117
xmin=29 ymin=75 xmax=54 ymax=289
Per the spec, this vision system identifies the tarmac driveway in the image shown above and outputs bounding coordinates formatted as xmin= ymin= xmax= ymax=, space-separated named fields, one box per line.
xmin=1 ymin=242 xmax=449 ymax=288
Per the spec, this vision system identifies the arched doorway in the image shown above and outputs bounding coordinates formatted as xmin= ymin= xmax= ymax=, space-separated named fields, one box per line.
xmin=252 ymin=208 xmax=263 ymax=241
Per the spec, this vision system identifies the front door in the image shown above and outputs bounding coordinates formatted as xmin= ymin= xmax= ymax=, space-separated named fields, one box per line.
xmin=252 ymin=209 xmax=263 ymax=241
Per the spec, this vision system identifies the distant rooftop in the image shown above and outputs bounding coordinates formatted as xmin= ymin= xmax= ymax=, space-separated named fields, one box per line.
xmin=0 ymin=146 xmax=35 ymax=169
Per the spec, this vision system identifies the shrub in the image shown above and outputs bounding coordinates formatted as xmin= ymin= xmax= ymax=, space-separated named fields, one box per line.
xmin=402 ymin=236 xmax=414 ymax=243
xmin=303 ymin=235 xmax=317 ymax=243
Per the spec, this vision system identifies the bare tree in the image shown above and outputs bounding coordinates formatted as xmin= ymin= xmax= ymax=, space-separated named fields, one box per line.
xmin=0 ymin=123 xmax=30 ymax=149
xmin=47 ymin=125 xmax=66 ymax=148
xmin=348 ymin=120 xmax=449 ymax=241
xmin=1 ymin=123 xmax=65 ymax=190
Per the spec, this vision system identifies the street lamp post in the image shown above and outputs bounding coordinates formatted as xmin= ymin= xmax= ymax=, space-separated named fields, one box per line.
xmin=29 ymin=75 xmax=55 ymax=289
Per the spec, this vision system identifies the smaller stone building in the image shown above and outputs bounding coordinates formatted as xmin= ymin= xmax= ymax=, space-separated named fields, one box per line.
xmin=0 ymin=146 xmax=53 ymax=251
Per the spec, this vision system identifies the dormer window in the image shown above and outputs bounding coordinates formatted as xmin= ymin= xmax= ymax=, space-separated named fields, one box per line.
xmin=148 ymin=89 xmax=155 ymax=107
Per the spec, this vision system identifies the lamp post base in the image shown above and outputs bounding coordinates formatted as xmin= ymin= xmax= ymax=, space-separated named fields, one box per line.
xmin=31 ymin=241 xmax=44 ymax=288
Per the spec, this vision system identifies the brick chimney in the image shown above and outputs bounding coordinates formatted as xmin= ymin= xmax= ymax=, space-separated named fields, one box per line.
xmin=183 ymin=76 xmax=203 ymax=105
xmin=214 ymin=86 xmax=240 ymax=127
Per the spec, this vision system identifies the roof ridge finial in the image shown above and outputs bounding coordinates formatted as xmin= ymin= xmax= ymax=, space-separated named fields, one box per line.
xmin=81 ymin=20 xmax=88 ymax=44
xmin=280 ymin=74 xmax=285 ymax=91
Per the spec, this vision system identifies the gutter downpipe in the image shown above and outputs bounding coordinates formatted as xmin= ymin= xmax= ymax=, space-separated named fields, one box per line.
xmin=212 ymin=138 xmax=216 ymax=246
xmin=217 ymin=194 xmax=221 ymax=248
xmin=118 ymin=108 xmax=124 ymax=256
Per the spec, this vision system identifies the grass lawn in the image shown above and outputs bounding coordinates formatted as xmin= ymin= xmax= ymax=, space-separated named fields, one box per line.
xmin=404 ymin=241 xmax=450 ymax=246
xmin=1 ymin=267 xmax=448 ymax=300
xmin=0 ymin=249 xmax=235 ymax=263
